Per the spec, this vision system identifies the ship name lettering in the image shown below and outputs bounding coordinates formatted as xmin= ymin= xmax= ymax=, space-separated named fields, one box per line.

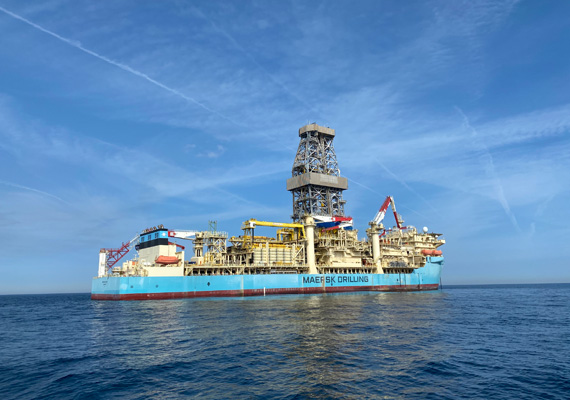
xmin=337 ymin=276 xmax=369 ymax=283
xmin=302 ymin=275 xmax=369 ymax=284
xmin=303 ymin=276 xmax=338 ymax=284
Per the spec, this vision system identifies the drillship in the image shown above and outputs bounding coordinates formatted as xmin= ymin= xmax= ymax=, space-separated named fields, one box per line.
xmin=91 ymin=124 xmax=445 ymax=300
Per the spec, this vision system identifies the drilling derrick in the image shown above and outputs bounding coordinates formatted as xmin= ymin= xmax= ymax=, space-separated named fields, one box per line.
xmin=287 ymin=123 xmax=348 ymax=221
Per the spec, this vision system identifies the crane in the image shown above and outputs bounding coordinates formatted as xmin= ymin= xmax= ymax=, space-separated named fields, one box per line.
xmin=371 ymin=196 xmax=406 ymax=230
xmin=99 ymin=233 xmax=140 ymax=276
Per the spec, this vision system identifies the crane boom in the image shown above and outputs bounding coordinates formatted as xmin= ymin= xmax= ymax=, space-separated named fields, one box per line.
xmin=389 ymin=197 xmax=405 ymax=229
xmin=372 ymin=196 xmax=392 ymax=225
xmin=371 ymin=196 xmax=406 ymax=229
xmin=168 ymin=230 xmax=199 ymax=240
xmin=100 ymin=233 xmax=140 ymax=275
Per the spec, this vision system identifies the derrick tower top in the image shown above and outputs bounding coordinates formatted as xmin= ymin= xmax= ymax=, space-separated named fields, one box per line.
xmin=286 ymin=123 xmax=348 ymax=221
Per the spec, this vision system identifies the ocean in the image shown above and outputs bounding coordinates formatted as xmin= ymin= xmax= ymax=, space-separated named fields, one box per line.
xmin=1 ymin=284 xmax=569 ymax=399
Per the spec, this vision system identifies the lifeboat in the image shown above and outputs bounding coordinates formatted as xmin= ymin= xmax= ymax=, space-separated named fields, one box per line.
xmin=421 ymin=249 xmax=443 ymax=256
xmin=155 ymin=256 xmax=179 ymax=265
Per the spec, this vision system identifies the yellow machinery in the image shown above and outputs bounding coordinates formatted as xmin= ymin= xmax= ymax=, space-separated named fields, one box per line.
xmin=226 ymin=219 xmax=307 ymax=267
xmin=242 ymin=219 xmax=305 ymax=240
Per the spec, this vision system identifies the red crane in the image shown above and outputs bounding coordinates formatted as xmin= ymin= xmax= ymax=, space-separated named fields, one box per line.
xmin=101 ymin=234 xmax=140 ymax=271
xmin=371 ymin=196 xmax=406 ymax=230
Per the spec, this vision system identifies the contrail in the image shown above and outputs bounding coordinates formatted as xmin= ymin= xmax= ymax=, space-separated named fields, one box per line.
xmin=0 ymin=180 xmax=72 ymax=206
xmin=0 ymin=6 xmax=242 ymax=127
xmin=455 ymin=106 xmax=521 ymax=232
xmin=348 ymin=177 xmax=384 ymax=196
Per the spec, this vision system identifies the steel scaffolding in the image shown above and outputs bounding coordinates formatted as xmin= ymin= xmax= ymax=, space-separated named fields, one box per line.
xmin=287 ymin=124 xmax=348 ymax=221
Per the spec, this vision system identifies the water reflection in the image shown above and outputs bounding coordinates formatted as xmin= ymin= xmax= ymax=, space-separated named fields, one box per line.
xmin=270 ymin=292 xmax=449 ymax=397
xmin=85 ymin=291 xmax=451 ymax=398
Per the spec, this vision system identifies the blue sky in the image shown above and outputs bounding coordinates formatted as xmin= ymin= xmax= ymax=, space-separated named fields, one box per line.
xmin=1 ymin=0 xmax=569 ymax=294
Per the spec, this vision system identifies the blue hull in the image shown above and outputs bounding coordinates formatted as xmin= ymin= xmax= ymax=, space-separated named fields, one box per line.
xmin=92 ymin=258 xmax=443 ymax=300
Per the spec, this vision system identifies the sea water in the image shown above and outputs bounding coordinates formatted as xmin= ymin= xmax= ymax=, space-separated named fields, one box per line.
xmin=1 ymin=284 xmax=569 ymax=399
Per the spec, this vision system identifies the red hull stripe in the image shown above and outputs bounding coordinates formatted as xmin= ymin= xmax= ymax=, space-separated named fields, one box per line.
xmin=91 ymin=284 xmax=439 ymax=301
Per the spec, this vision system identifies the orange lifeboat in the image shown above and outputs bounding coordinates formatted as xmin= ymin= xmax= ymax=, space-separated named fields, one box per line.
xmin=155 ymin=256 xmax=179 ymax=265
xmin=421 ymin=249 xmax=443 ymax=256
